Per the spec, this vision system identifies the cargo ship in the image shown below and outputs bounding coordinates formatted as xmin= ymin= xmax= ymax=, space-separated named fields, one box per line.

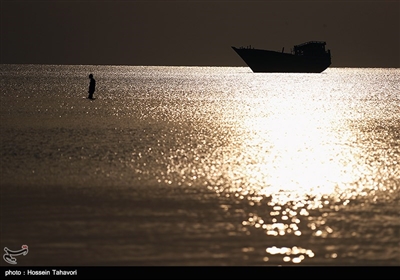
xmin=232 ymin=41 xmax=331 ymax=73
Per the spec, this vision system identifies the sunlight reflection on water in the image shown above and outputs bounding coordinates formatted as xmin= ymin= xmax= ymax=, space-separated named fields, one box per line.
xmin=204 ymin=105 xmax=354 ymax=262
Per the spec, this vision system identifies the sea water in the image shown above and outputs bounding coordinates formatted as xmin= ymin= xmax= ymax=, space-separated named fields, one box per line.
xmin=0 ymin=64 xmax=399 ymax=265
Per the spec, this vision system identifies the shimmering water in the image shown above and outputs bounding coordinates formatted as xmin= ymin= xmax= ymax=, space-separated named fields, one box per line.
xmin=0 ymin=64 xmax=399 ymax=265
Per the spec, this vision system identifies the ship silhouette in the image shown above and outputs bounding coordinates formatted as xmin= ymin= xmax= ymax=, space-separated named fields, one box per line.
xmin=232 ymin=41 xmax=331 ymax=73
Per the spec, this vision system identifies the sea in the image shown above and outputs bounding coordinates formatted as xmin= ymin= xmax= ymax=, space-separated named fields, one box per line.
xmin=0 ymin=64 xmax=399 ymax=267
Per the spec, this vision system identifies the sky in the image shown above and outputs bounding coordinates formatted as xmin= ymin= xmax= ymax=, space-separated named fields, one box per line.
xmin=1 ymin=0 xmax=399 ymax=67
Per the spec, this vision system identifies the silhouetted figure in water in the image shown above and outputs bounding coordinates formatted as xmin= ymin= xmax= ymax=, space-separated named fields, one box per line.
xmin=88 ymin=74 xmax=96 ymax=99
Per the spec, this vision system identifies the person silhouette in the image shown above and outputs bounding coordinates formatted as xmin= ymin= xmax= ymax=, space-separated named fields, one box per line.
xmin=88 ymin=74 xmax=96 ymax=99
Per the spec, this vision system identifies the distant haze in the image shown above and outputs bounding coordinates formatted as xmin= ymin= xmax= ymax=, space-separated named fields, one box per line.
xmin=1 ymin=0 xmax=399 ymax=67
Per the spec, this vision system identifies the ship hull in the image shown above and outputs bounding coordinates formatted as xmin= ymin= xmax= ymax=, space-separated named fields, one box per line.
xmin=232 ymin=47 xmax=331 ymax=73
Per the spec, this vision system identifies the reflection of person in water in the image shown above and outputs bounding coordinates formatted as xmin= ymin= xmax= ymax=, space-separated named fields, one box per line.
xmin=88 ymin=74 xmax=96 ymax=99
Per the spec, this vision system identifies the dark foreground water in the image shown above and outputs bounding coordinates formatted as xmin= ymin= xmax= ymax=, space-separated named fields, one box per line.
xmin=1 ymin=65 xmax=399 ymax=266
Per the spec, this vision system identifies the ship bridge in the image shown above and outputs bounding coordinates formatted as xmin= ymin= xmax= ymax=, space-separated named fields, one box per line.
xmin=293 ymin=41 xmax=328 ymax=56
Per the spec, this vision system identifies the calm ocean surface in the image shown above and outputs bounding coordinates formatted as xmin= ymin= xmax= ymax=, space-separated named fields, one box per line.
xmin=0 ymin=64 xmax=399 ymax=266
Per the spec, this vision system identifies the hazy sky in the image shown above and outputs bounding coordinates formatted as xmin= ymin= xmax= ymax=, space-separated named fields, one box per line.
xmin=1 ymin=0 xmax=399 ymax=67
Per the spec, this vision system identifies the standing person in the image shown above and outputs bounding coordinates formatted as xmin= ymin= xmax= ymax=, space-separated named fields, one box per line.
xmin=88 ymin=74 xmax=96 ymax=99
